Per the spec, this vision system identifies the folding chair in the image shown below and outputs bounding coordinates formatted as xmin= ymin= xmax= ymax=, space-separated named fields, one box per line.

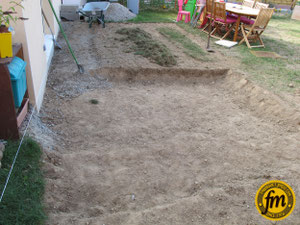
xmin=241 ymin=1 xmax=268 ymax=24
xmin=212 ymin=2 xmax=237 ymax=39
xmin=239 ymin=8 xmax=274 ymax=48
xmin=229 ymin=0 xmax=255 ymax=20
xmin=239 ymin=0 xmax=256 ymax=24
xmin=202 ymin=0 xmax=214 ymax=31
xmin=242 ymin=0 xmax=256 ymax=8
xmin=254 ymin=2 xmax=269 ymax=9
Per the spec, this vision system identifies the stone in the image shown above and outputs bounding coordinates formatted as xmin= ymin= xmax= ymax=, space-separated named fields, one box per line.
xmin=131 ymin=194 xmax=135 ymax=200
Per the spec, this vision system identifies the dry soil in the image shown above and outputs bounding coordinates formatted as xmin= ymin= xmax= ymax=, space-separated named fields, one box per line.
xmin=28 ymin=22 xmax=300 ymax=225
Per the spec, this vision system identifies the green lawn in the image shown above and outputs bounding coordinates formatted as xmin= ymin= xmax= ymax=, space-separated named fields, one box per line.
xmin=176 ymin=16 xmax=300 ymax=93
xmin=235 ymin=16 xmax=300 ymax=92
xmin=0 ymin=138 xmax=46 ymax=225
xmin=158 ymin=27 xmax=208 ymax=61
xmin=128 ymin=10 xmax=300 ymax=93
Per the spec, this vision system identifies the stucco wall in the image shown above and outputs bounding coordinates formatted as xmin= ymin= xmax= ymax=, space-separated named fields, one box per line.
xmin=42 ymin=0 xmax=60 ymax=36
xmin=2 ymin=0 xmax=60 ymax=110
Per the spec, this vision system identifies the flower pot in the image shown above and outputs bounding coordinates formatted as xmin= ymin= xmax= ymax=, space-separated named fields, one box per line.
xmin=0 ymin=25 xmax=9 ymax=33
xmin=0 ymin=26 xmax=13 ymax=58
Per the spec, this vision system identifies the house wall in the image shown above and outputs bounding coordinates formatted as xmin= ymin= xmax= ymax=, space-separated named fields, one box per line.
xmin=62 ymin=0 xmax=82 ymax=5
xmin=2 ymin=0 xmax=61 ymax=111
xmin=42 ymin=0 xmax=60 ymax=36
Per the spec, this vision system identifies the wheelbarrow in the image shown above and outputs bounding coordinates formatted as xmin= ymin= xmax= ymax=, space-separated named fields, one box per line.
xmin=77 ymin=2 xmax=110 ymax=28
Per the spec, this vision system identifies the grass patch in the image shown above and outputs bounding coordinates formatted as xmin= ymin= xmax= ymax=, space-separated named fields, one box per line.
xmin=176 ymin=21 xmax=208 ymax=41
xmin=128 ymin=9 xmax=177 ymax=23
xmin=90 ymin=99 xmax=99 ymax=104
xmin=268 ymin=17 xmax=300 ymax=42
xmin=176 ymin=19 xmax=300 ymax=92
xmin=234 ymin=38 xmax=300 ymax=91
xmin=0 ymin=138 xmax=46 ymax=225
xmin=116 ymin=27 xmax=177 ymax=66
xmin=235 ymin=18 xmax=300 ymax=91
xmin=158 ymin=27 xmax=208 ymax=61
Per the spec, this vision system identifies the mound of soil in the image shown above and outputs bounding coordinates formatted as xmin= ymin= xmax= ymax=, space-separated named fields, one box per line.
xmin=104 ymin=3 xmax=136 ymax=21
xmin=116 ymin=27 xmax=177 ymax=66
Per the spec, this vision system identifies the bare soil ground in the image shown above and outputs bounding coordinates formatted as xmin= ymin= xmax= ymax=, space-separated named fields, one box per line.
xmin=31 ymin=22 xmax=300 ymax=225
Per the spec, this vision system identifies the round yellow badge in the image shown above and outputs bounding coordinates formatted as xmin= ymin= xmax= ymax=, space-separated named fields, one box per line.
xmin=255 ymin=180 xmax=296 ymax=221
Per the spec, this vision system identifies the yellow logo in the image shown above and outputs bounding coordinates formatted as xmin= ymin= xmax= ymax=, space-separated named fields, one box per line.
xmin=255 ymin=180 xmax=296 ymax=221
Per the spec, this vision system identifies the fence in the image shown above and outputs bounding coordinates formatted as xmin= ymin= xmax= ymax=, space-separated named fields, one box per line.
xmin=263 ymin=0 xmax=297 ymax=8
xmin=228 ymin=0 xmax=297 ymax=8
xmin=119 ymin=0 xmax=177 ymax=9
xmin=119 ymin=0 xmax=297 ymax=10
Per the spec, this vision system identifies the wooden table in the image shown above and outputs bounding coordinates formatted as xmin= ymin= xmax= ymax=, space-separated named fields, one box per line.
xmin=226 ymin=3 xmax=259 ymax=41
xmin=0 ymin=44 xmax=29 ymax=140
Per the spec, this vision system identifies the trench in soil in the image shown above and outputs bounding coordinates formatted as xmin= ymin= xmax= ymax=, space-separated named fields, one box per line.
xmin=44 ymin=67 xmax=300 ymax=225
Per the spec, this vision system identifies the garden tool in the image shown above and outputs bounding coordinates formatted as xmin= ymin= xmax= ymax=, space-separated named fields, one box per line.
xmin=206 ymin=0 xmax=215 ymax=53
xmin=41 ymin=9 xmax=62 ymax=50
xmin=47 ymin=0 xmax=85 ymax=74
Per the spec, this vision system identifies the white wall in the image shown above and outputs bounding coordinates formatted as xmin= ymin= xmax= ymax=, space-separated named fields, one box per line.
xmin=42 ymin=0 xmax=61 ymax=35
xmin=62 ymin=0 xmax=82 ymax=5
xmin=2 ymin=0 xmax=61 ymax=110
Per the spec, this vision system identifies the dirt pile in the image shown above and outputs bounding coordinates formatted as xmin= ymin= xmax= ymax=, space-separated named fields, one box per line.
xmin=104 ymin=3 xmax=136 ymax=21
xmin=116 ymin=27 xmax=177 ymax=66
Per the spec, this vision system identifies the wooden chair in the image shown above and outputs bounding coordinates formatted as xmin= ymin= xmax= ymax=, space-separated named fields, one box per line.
xmin=254 ymin=2 xmax=269 ymax=9
xmin=202 ymin=0 xmax=214 ymax=31
xmin=242 ymin=0 xmax=256 ymax=8
xmin=240 ymin=0 xmax=267 ymax=25
xmin=229 ymin=0 xmax=256 ymax=21
xmin=212 ymin=2 xmax=237 ymax=39
xmin=239 ymin=8 xmax=274 ymax=48
xmin=206 ymin=0 xmax=213 ymax=16
xmin=229 ymin=0 xmax=255 ymax=21
xmin=241 ymin=0 xmax=268 ymax=24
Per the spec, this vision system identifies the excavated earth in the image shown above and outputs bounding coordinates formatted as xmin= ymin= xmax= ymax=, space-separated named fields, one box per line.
xmin=28 ymin=22 xmax=300 ymax=225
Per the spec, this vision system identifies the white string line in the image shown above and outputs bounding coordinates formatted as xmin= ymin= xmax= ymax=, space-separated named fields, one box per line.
xmin=0 ymin=106 xmax=36 ymax=203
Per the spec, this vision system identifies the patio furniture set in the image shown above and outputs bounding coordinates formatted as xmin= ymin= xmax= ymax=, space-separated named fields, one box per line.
xmin=177 ymin=0 xmax=275 ymax=48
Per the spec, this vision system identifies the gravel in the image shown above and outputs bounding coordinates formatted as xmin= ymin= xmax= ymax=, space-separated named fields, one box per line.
xmin=104 ymin=3 xmax=136 ymax=21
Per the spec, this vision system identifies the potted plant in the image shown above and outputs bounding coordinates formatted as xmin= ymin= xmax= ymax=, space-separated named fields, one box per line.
xmin=0 ymin=1 xmax=26 ymax=58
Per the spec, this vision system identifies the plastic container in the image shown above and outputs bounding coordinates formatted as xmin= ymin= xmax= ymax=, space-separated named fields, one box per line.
xmin=0 ymin=32 xmax=13 ymax=58
xmin=7 ymin=57 xmax=27 ymax=108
